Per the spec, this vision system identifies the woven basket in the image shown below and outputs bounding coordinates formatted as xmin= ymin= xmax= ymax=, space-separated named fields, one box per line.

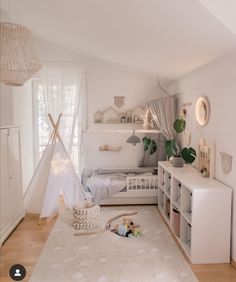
xmin=73 ymin=204 xmax=100 ymax=230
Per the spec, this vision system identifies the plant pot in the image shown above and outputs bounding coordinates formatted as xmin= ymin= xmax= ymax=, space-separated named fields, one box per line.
xmin=171 ymin=156 xmax=184 ymax=167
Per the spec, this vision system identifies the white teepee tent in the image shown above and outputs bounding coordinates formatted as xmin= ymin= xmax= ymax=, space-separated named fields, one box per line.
xmin=24 ymin=113 xmax=87 ymax=219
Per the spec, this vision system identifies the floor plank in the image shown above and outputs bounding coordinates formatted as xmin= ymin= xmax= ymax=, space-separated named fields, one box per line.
xmin=0 ymin=213 xmax=236 ymax=282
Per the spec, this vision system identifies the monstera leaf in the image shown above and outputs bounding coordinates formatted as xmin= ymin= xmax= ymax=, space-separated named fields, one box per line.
xmin=149 ymin=140 xmax=157 ymax=155
xmin=165 ymin=140 xmax=176 ymax=158
xmin=173 ymin=119 xmax=186 ymax=134
xmin=181 ymin=147 xmax=196 ymax=164
xmin=142 ymin=137 xmax=157 ymax=154
xmin=142 ymin=137 xmax=151 ymax=151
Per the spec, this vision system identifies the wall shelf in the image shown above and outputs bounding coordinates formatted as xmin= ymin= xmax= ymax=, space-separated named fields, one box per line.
xmin=99 ymin=145 xmax=121 ymax=152
xmin=83 ymin=129 xmax=160 ymax=134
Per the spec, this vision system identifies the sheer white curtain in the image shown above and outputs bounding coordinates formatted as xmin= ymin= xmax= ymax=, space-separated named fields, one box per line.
xmin=33 ymin=64 xmax=86 ymax=173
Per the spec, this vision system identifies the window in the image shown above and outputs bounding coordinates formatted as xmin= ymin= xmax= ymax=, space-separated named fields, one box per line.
xmin=32 ymin=80 xmax=80 ymax=173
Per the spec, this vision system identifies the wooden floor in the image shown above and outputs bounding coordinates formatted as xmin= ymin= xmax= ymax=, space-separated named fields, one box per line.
xmin=0 ymin=215 xmax=236 ymax=282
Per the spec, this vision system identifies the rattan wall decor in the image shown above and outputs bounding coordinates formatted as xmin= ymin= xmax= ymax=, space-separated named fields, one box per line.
xmin=0 ymin=22 xmax=42 ymax=86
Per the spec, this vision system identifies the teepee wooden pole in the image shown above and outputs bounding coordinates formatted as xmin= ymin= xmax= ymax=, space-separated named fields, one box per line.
xmin=48 ymin=113 xmax=64 ymax=143
xmin=48 ymin=113 xmax=63 ymax=143
xmin=48 ymin=113 xmax=87 ymax=201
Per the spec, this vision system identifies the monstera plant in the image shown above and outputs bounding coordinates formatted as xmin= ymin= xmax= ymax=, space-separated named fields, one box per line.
xmin=165 ymin=118 xmax=196 ymax=165
xmin=142 ymin=137 xmax=157 ymax=155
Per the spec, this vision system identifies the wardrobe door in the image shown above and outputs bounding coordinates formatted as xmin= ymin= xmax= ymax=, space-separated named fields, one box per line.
xmin=8 ymin=128 xmax=24 ymax=224
xmin=0 ymin=129 xmax=11 ymax=244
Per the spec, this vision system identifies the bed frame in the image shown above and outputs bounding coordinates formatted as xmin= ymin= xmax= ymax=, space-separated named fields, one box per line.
xmin=81 ymin=168 xmax=158 ymax=205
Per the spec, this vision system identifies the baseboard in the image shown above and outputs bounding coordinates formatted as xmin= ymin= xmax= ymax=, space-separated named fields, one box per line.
xmin=231 ymin=259 xmax=236 ymax=268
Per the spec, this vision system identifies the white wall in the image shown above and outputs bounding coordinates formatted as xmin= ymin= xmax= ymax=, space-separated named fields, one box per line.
xmin=169 ymin=53 xmax=236 ymax=261
xmin=85 ymin=63 xmax=158 ymax=168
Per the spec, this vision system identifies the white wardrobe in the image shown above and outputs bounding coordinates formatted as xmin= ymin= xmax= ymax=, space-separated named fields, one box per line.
xmin=0 ymin=126 xmax=25 ymax=246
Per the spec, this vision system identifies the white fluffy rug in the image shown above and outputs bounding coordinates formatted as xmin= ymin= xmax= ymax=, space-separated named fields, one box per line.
xmin=30 ymin=206 xmax=198 ymax=282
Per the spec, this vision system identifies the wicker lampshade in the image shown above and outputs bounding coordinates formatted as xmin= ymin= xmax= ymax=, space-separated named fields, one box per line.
xmin=0 ymin=22 xmax=42 ymax=86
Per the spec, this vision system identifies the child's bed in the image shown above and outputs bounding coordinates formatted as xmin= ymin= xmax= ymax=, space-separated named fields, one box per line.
xmin=81 ymin=167 xmax=158 ymax=205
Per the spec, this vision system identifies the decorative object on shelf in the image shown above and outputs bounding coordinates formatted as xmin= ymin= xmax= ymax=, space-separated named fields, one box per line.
xmin=114 ymin=96 xmax=125 ymax=108
xmin=120 ymin=116 xmax=126 ymax=123
xmin=94 ymin=105 xmax=146 ymax=124
xmin=220 ymin=152 xmax=232 ymax=175
xmin=126 ymin=130 xmax=141 ymax=146
xmin=0 ymin=22 xmax=41 ymax=86
xmin=169 ymin=156 xmax=184 ymax=167
xmin=99 ymin=145 xmax=121 ymax=151
xmin=102 ymin=107 xmax=120 ymax=123
xmin=165 ymin=118 xmax=197 ymax=167
xmin=195 ymin=96 xmax=210 ymax=126
xmin=132 ymin=106 xmax=145 ymax=124
xmin=143 ymin=110 xmax=155 ymax=130
xmin=142 ymin=137 xmax=157 ymax=155
xmin=94 ymin=111 xmax=103 ymax=123
xmin=198 ymin=137 xmax=215 ymax=178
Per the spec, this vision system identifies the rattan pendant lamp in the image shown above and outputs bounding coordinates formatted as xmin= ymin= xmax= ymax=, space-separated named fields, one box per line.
xmin=0 ymin=22 xmax=42 ymax=86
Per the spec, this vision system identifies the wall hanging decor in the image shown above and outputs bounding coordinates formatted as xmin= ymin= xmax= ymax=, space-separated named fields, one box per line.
xmin=198 ymin=137 xmax=215 ymax=178
xmin=195 ymin=96 xmax=210 ymax=126
xmin=0 ymin=22 xmax=41 ymax=86
xmin=180 ymin=102 xmax=192 ymax=118
xmin=114 ymin=96 xmax=125 ymax=108
xmin=220 ymin=152 xmax=232 ymax=175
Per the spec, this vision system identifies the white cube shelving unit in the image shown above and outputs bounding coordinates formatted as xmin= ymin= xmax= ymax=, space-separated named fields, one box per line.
xmin=158 ymin=161 xmax=232 ymax=264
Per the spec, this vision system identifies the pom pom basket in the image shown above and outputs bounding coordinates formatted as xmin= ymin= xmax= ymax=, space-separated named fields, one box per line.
xmin=73 ymin=204 xmax=100 ymax=230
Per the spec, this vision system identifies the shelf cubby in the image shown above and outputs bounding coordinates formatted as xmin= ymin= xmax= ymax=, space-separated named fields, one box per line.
xmin=164 ymin=171 xmax=171 ymax=196
xmin=163 ymin=195 xmax=171 ymax=222
xmin=181 ymin=185 xmax=192 ymax=224
xmin=171 ymin=205 xmax=180 ymax=238
xmin=171 ymin=177 xmax=181 ymax=210
xmin=158 ymin=166 xmax=165 ymax=191
xmin=180 ymin=216 xmax=191 ymax=256
xmin=157 ymin=161 xmax=232 ymax=264
xmin=158 ymin=189 xmax=164 ymax=213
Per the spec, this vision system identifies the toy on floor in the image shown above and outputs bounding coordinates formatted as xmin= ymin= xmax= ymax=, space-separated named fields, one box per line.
xmin=111 ymin=217 xmax=141 ymax=237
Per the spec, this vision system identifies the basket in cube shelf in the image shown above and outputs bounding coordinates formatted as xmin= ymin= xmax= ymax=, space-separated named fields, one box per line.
xmin=73 ymin=204 xmax=100 ymax=230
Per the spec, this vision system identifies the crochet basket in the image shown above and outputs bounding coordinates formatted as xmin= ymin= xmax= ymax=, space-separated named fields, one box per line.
xmin=72 ymin=204 xmax=100 ymax=230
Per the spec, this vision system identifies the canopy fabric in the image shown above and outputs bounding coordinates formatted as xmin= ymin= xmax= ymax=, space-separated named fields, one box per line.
xmin=147 ymin=95 xmax=176 ymax=140
xmin=24 ymin=114 xmax=86 ymax=219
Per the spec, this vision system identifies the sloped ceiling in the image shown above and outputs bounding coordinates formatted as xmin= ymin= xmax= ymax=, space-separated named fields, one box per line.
xmin=1 ymin=0 xmax=236 ymax=78
xmin=198 ymin=0 xmax=236 ymax=35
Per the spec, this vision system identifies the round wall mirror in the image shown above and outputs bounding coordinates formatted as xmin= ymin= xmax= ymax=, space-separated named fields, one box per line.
xmin=195 ymin=96 xmax=210 ymax=126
